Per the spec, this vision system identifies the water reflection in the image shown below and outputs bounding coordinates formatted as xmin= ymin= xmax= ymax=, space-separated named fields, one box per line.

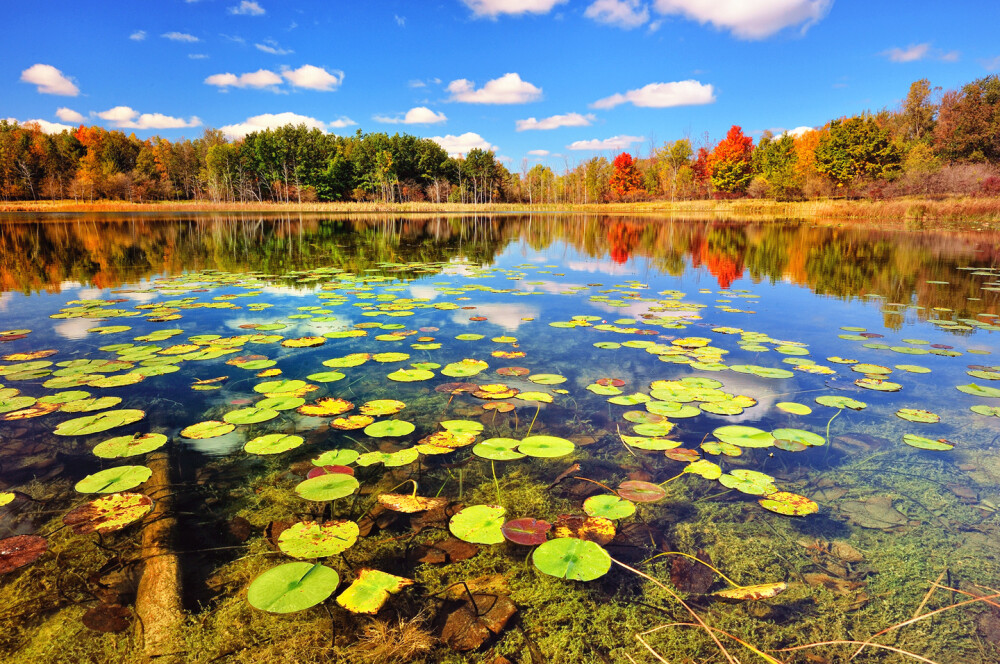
xmin=2 ymin=215 xmax=998 ymax=328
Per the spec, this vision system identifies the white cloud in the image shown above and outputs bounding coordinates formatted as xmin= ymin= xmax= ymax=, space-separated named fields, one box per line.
xmin=6 ymin=118 xmax=75 ymax=134
xmin=527 ymin=149 xmax=550 ymax=156
xmin=205 ymin=69 xmax=283 ymax=90
xmin=461 ymin=0 xmax=567 ymax=17
xmin=447 ymin=72 xmax=541 ymax=104
xmin=374 ymin=106 xmax=447 ymax=125
xmin=189 ymin=53 xmax=209 ymax=59
xmin=56 ymin=107 xmax=85 ymax=123
xmin=585 ymin=0 xmax=650 ymax=28
xmin=20 ymin=64 xmax=79 ymax=96
xmin=395 ymin=14 xmax=406 ymax=26
xmin=567 ymin=135 xmax=644 ymax=151
xmin=516 ymin=112 xmax=595 ymax=131
xmin=129 ymin=30 xmax=147 ymax=41
xmin=282 ymin=65 xmax=343 ymax=91
xmin=982 ymin=55 xmax=1000 ymax=72
xmin=430 ymin=132 xmax=497 ymax=157
xmin=229 ymin=1 xmax=265 ymax=15
xmin=221 ymin=33 xmax=246 ymax=44
xmin=941 ymin=50 xmax=960 ymax=63
xmin=652 ymin=0 xmax=832 ymax=39
xmin=592 ymin=80 xmax=715 ymax=109
xmin=329 ymin=116 xmax=357 ymax=128
xmin=220 ymin=112 xmax=330 ymax=138
xmin=882 ymin=43 xmax=930 ymax=63
xmin=787 ymin=126 xmax=813 ymax=137
xmin=96 ymin=106 xmax=202 ymax=130
xmin=255 ymin=39 xmax=293 ymax=55
xmin=162 ymin=31 xmax=200 ymax=42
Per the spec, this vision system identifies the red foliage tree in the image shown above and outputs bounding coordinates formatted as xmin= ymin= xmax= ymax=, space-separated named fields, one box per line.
xmin=608 ymin=152 xmax=643 ymax=199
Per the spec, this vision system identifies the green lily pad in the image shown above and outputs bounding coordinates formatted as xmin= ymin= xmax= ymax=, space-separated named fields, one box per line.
xmin=312 ymin=449 xmax=360 ymax=466
xmin=93 ymin=433 xmax=168 ymax=458
xmin=254 ymin=379 xmax=307 ymax=395
xmin=180 ymin=420 xmax=236 ymax=439
xmin=684 ymin=459 xmax=722 ymax=480
xmin=440 ymin=419 xmax=484 ymax=435
xmin=776 ymin=402 xmax=812 ymax=415
xmin=719 ymin=469 xmax=778 ymax=495
xmin=245 ymin=433 xmax=304 ymax=455
xmin=771 ymin=428 xmax=825 ymax=447
xmin=815 ymin=395 xmax=867 ymax=410
xmin=896 ymin=408 xmax=940 ymax=423
xmin=37 ymin=390 xmax=91 ymax=405
xmin=473 ymin=438 xmax=525 ymax=461
xmin=387 ymin=369 xmax=434 ymax=382
xmin=363 ymin=420 xmax=415 ymax=437
xmin=75 ymin=465 xmax=152 ymax=494
xmin=247 ymin=562 xmax=339 ymax=614
xmin=971 ymin=405 xmax=1000 ymax=417
xmin=336 ymin=569 xmax=413 ymax=614
xmin=583 ymin=494 xmax=636 ymax=520
xmin=356 ymin=449 xmax=419 ymax=467
xmin=449 ymin=505 xmax=506 ymax=544
xmin=647 ymin=401 xmax=701 ymax=418
xmin=54 ymin=409 xmax=146 ymax=436
xmin=224 ymin=407 xmax=279 ymax=425
xmin=306 ymin=371 xmax=346 ymax=383
xmin=957 ymin=383 xmax=1000 ymax=398
xmin=532 ymin=538 xmax=611 ymax=581
xmin=528 ymin=374 xmax=567 ymax=385
xmin=295 ymin=473 xmax=360 ymax=501
xmin=713 ymin=425 xmax=775 ymax=448
xmin=0 ymin=396 xmax=36 ymax=413
xmin=729 ymin=365 xmax=794 ymax=379
xmin=902 ymin=434 xmax=954 ymax=451
xmin=758 ymin=492 xmax=818 ymax=517
xmin=278 ymin=520 xmax=359 ymax=558
xmin=441 ymin=359 xmax=488 ymax=377
xmin=518 ymin=435 xmax=575 ymax=458
xmin=256 ymin=396 xmax=306 ymax=411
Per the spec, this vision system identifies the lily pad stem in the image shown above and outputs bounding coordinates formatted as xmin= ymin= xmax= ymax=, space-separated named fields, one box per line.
xmin=526 ymin=403 xmax=541 ymax=436
xmin=822 ymin=408 xmax=843 ymax=463
xmin=491 ymin=460 xmax=502 ymax=505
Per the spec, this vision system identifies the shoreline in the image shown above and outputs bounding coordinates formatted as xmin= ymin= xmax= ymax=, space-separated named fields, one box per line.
xmin=2 ymin=197 xmax=1000 ymax=227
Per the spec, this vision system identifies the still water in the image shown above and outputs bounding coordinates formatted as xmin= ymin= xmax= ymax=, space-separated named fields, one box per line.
xmin=0 ymin=214 xmax=998 ymax=664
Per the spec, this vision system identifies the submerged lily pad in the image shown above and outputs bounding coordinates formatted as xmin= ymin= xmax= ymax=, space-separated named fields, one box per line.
xmin=0 ymin=535 xmax=48 ymax=574
xmin=714 ymin=582 xmax=787 ymax=601
xmin=449 ymin=505 xmax=505 ymax=544
xmin=501 ymin=517 xmax=552 ymax=545
xmin=247 ymin=562 xmax=339 ymax=613
xmin=532 ymin=538 xmax=611 ymax=581
xmin=617 ymin=481 xmax=666 ymax=503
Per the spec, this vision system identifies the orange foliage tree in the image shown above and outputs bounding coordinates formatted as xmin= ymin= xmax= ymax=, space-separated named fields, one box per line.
xmin=709 ymin=125 xmax=754 ymax=195
xmin=608 ymin=152 xmax=643 ymax=199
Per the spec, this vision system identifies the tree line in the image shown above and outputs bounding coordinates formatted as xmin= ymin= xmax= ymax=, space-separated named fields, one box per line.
xmin=1 ymin=75 xmax=998 ymax=204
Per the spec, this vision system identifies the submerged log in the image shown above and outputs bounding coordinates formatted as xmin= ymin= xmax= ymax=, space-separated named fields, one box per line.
xmin=134 ymin=450 xmax=185 ymax=662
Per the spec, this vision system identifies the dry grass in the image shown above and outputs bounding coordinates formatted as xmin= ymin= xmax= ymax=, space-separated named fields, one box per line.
xmin=345 ymin=614 xmax=435 ymax=664
xmin=3 ymin=196 xmax=1000 ymax=225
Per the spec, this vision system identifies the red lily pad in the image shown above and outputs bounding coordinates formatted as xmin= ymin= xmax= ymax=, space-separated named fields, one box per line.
xmin=306 ymin=465 xmax=355 ymax=479
xmin=617 ymin=480 xmax=666 ymax=503
xmin=0 ymin=535 xmax=47 ymax=573
xmin=501 ymin=517 xmax=552 ymax=545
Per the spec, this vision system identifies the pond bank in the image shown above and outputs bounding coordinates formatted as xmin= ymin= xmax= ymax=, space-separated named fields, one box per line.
xmin=3 ymin=197 xmax=1000 ymax=227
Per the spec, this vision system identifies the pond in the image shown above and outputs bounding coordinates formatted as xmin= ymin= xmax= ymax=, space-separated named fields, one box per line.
xmin=0 ymin=213 xmax=998 ymax=664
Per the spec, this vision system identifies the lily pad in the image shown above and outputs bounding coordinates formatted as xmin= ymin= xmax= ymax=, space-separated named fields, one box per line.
xmin=0 ymin=535 xmax=48 ymax=574
xmin=93 ymin=433 xmax=168 ymax=458
xmin=532 ymin=538 xmax=611 ymax=581
xmin=902 ymin=434 xmax=954 ymax=451
xmin=896 ymin=408 xmax=940 ymax=423
xmin=617 ymin=480 xmax=667 ymax=502
xmin=758 ymin=492 xmax=818 ymax=517
xmin=714 ymin=582 xmax=787 ymax=601
xmin=298 ymin=398 xmax=354 ymax=417
xmin=247 ymin=562 xmax=339 ymax=613
xmin=771 ymin=428 xmax=825 ymax=447
xmin=583 ymin=494 xmax=636 ymax=520
xmin=54 ymin=409 xmax=146 ymax=436
xmin=518 ymin=435 xmax=575 ymax=458
xmin=75 ymin=465 xmax=152 ymax=494
xmin=180 ymin=420 xmax=236 ymax=439
xmin=815 ymin=395 xmax=867 ymax=410
xmin=295 ymin=473 xmax=360 ymax=501
xmin=501 ymin=517 xmax=552 ymax=545
xmin=278 ymin=521 xmax=359 ymax=558
xmin=336 ymin=569 xmax=413 ymax=614
xmin=957 ymin=383 xmax=1000 ymax=398
xmin=312 ymin=449 xmax=360 ymax=466
xmin=363 ymin=420 xmax=415 ymax=438
xmin=224 ymin=407 xmax=279 ymax=425
xmin=359 ymin=399 xmax=405 ymax=416
xmin=449 ymin=505 xmax=506 ymax=544
xmin=713 ymin=425 xmax=775 ymax=448
xmin=776 ymin=402 xmax=812 ymax=415
xmin=718 ymin=470 xmax=777 ymax=495
xmin=473 ymin=437 xmax=525 ymax=461
xmin=244 ymin=433 xmax=304 ymax=455
xmin=63 ymin=492 xmax=153 ymax=533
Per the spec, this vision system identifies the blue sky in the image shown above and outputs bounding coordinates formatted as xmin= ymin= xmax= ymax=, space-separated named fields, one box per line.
xmin=5 ymin=0 xmax=1000 ymax=166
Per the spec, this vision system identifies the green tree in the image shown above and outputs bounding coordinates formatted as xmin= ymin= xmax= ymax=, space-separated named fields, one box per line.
xmin=752 ymin=131 xmax=800 ymax=199
xmin=815 ymin=116 xmax=901 ymax=186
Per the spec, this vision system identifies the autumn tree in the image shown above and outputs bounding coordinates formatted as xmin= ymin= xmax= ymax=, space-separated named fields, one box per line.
xmin=752 ymin=131 xmax=800 ymax=199
xmin=815 ymin=116 xmax=901 ymax=186
xmin=608 ymin=152 xmax=643 ymax=199
xmin=934 ymin=74 xmax=1000 ymax=162
xmin=709 ymin=126 xmax=754 ymax=195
